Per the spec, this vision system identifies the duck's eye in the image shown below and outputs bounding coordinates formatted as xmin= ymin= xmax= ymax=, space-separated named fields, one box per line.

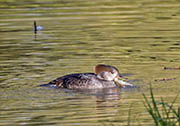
xmin=110 ymin=71 xmax=114 ymax=74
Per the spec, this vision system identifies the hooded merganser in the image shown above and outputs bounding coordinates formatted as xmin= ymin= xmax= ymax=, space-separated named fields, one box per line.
xmin=41 ymin=64 xmax=134 ymax=89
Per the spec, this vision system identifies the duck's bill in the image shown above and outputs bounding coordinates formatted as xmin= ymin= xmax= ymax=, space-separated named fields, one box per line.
xmin=114 ymin=78 xmax=134 ymax=87
xmin=118 ymin=73 xmax=128 ymax=80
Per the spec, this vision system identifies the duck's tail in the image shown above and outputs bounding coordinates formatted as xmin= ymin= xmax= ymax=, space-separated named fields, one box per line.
xmin=39 ymin=83 xmax=57 ymax=88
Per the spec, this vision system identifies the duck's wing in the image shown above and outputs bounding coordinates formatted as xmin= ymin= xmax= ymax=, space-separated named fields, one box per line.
xmin=47 ymin=73 xmax=96 ymax=89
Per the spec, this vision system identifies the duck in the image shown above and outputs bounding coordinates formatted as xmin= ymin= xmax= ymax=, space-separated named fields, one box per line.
xmin=40 ymin=64 xmax=134 ymax=89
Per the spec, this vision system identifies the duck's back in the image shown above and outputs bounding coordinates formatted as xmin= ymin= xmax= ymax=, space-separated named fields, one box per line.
xmin=45 ymin=73 xmax=117 ymax=89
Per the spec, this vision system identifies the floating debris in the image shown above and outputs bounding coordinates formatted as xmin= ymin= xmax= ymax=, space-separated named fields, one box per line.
xmin=154 ymin=77 xmax=176 ymax=82
xmin=164 ymin=67 xmax=180 ymax=70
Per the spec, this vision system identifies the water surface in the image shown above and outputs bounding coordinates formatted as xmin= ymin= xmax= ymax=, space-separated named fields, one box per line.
xmin=0 ymin=0 xmax=180 ymax=125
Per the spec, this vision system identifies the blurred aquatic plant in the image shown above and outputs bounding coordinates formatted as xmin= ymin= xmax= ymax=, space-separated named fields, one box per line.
xmin=143 ymin=84 xmax=180 ymax=126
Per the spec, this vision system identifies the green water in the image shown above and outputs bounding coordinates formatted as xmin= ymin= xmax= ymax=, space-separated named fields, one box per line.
xmin=0 ymin=0 xmax=180 ymax=125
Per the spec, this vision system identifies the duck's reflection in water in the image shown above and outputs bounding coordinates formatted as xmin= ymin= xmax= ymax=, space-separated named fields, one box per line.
xmin=69 ymin=86 xmax=138 ymax=101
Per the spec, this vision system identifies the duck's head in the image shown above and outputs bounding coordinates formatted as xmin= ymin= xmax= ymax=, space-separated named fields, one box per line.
xmin=94 ymin=64 xmax=133 ymax=87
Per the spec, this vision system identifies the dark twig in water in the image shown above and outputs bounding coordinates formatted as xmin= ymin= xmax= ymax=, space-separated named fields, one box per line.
xmin=34 ymin=21 xmax=37 ymax=34
xmin=164 ymin=67 xmax=180 ymax=70
xmin=33 ymin=21 xmax=43 ymax=34
xmin=154 ymin=77 xmax=176 ymax=82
